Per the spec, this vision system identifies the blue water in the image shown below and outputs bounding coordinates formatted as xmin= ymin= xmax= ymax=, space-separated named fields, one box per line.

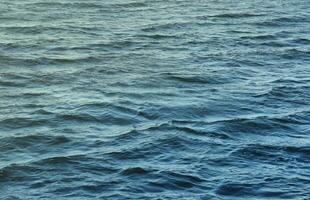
xmin=1 ymin=0 xmax=310 ymax=199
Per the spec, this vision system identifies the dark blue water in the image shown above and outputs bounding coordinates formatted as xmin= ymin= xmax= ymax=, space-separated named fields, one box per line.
xmin=1 ymin=0 xmax=310 ymax=199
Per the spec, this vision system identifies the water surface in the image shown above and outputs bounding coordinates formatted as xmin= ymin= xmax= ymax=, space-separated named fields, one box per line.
xmin=0 ymin=0 xmax=310 ymax=199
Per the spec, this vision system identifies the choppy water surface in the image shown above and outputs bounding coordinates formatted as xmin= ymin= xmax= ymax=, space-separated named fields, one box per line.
xmin=1 ymin=0 xmax=310 ymax=199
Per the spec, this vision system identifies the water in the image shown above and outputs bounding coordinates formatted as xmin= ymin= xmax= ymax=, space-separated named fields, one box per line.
xmin=1 ymin=0 xmax=310 ymax=199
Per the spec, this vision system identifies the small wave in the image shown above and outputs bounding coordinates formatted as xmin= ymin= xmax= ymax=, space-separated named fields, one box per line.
xmin=0 ymin=55 xmax=41 ymax=67
xmin=3 ymin=26 xmax=44 ymax=34
xmin=74 ymin=102 xmax=138 ymax=117
xmin=135 ymin=122 xmax=232 ymax=140
xmin=0 ymin=134 xmax=70 ymax=152
xmin=271 ymin=78 xmax=306 ymax=84
xmin=216 ymin=183 xmax=257 ymax=196
xmin=148 ymin=171 xmax=205 ymax=190
xmin=57 ymin=110 xmax=139 ymax=125
xmin=31 ymin=109 xmax=54 ymax=115
xmin=110 ymin=129 xmax=142 ymax=141
xmin=135 ymin=33 xmax=178 ymax=39
xmin=216 ymin=182 xmax=290 ymax=198
xmin=39 ymin=155 xmax=82 ymax=165
xmin=254 ymin=16 xmax=308 ymax=27
xmin=0 ymin=117 xmax=48 ymax=129
xmin=165 ymin=74 xmax=226 ymax=85
xmin=209 ymin=13 xmax=264 ymax=19
xmin=240 ymin=34 xmax=277 ymax=40
xmin=290 ymin=38 xmax=310 ymax=45
xmin=254 ymin=85 xmax=309 ymax=99
xmin=104 ymin=134 xmax=202 ymax=162
xmin=0 ymin=162 xmax=43 ymax=182
xmin=0 ymin=54 xmax=98 ymax=67
xmin=281 ymin=48 xmax=310 ymax=60
xmin=40 ymin=56 xmax=100 ymax=65
xmin=198 ymin=110 xmax=310 ymax=136
xmin=142 ymin=21 xmax=193 ymax=32
xmin=137 ymin=104 xmax=211 ymax=121
xmin=88 ymin=40 xmax=138 ymax=50
xmin=113 ymin=2 xmax=147 ymax=8
xmin=121 ymin=167 xmax=150 ymax=175
xmin=230 ymin=144 xmax=310 ymax=163
xmin=28 ymin=2 xmax=103 ymax=9
xmin=0 ymin=80 xmax=25 ymax=87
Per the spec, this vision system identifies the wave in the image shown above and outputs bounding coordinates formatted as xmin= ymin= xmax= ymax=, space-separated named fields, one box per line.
xmin=253 ymin=16 xmax=308 ymax=27
xmin=26 ymin=2 xmax=104 ymax=9
xmin=0 ymin=117 xmax=49 ymax=129
xmin=141 ymin=21 xmax=193 ymax=32
xmin=281 ymin=48 xmax=310 ymax=60
xmin=113 ymin=2 xmax=147 ymax=8
xmin=208 ymin=13 xmax=264 ymax=19
xmin=216 ymin=182 xmax=290 ymax=198
xmin=162 ymin=72 xmax=227 ymax=84
xmin=0 ymin=134 xmax=70 ymax=149
xmin=230 ymin=144 xmax=310 ymax=164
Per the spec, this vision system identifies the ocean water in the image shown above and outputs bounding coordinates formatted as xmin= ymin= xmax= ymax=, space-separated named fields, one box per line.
xmin=0 ymin=0 xmax=310 ymax=199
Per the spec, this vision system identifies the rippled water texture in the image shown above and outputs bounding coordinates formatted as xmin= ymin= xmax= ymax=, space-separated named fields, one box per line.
xmin=1 ymin=0 xmax=310 ymax=199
